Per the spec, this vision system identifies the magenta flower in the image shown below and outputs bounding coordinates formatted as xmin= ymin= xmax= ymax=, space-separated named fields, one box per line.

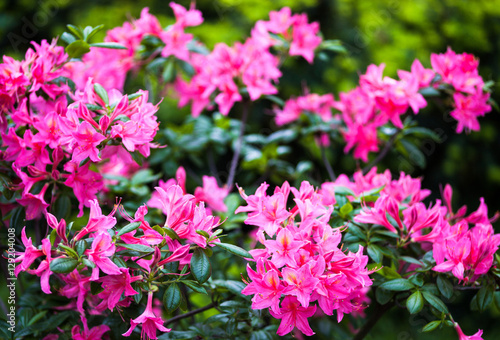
xmin=282 ymin=265 xmax=320 ymax=308
xmin=29 ymin=238 xmax=53 ymax=294
xmin=74 ymin=199 xmax=116 ymax=241
xmin=71 ymin=121 xmax=106 ymax=163
xmin=269 ymin=296 xmax=317 ymax=336
xmin=84 ymin=231 xmax=121 ymax=280
xmin=123 ymin=291 xmax=171 ymax=339
xmin=194 ymin=176 xmax=229 ymax=212
xmin=14 ymin=227 xmax=44 ymax=276
xmin=16 ymin=183 xmax=50 ymax=220
xmin=71 ymin=315 xmax=110 ymax=340
xmin=97 ymin=268 xmax=142 ymax=311
xmin=264 ymin=228 xmax=304 ymax=268
xmin=454 ymin=322 xmax=483 ymax=340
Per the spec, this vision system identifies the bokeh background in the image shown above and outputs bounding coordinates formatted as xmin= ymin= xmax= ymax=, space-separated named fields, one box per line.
xmin=1 ymin=0 xmax=500 ymax=339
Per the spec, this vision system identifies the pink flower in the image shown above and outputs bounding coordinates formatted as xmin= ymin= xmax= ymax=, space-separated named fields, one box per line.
xmin=16 ymin=183 xmax=50 ymax=220
xmin=160 ymin=25 xmax=193 ymax=61
xmin=454 ymin=322 xmax=483 ymax=340
xmin=289 ymin=14 xmax=322 ymax=63
xmin=71 ymin=121 xmax=106 ymax=163
xmin=29 ymin=238 xmax=53 ymax=294
xmin=123 ymin=291 xmax=171 ymax=339
xmin=169 ymin=2 xmax=203 ymax=28
xmin=74 ymin=199 xmax=116 ymax=241
xmin=269 ymin=296 xmax=317 ymax=336
xmin=194 ymin=176 xmax=229 ymax=212
xmin=450 ymin=88 xmax=491 ymax=133
xmin=85 ymin=231 xmax=121 ymax=280
xmin=97 ymin=268 xmax=142 ymax=311
xmin=282 ymin=265 xmax=320 ymax=308
xmin=14 ymin=227 xmax=44 ymax=276
xmin=71 ymin=315 xmax=110 ymax=340
xmin=264 ymin=228 xmax=304 ymax=268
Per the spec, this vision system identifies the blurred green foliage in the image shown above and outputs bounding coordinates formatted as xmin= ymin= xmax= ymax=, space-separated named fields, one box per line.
xmin=1 ymin=0 xmax=500 ymax=338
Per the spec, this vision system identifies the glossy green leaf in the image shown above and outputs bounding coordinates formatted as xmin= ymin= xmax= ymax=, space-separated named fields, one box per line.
xmin=190 ymin=248 xmax=211 ymax=283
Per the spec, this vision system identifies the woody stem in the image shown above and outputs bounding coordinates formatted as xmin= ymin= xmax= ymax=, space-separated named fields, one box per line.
xmin=164 ymin=302 xmax=217 ymax=326
xmin=352 ymin=300 xmax=394 ymax=340
xmin=226 ymin=101 xmax=249 ymax=190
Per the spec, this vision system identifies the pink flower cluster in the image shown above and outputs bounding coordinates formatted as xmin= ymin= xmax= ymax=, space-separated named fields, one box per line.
xmin=66 ymin=8 xmax=164 ymax=91
xmin=419 ymin=185 xmax=500 ymax=283
xmin=431 ymin=48 xmax=491 ymax=133
xmin=237 ymin=181 xmax=373 ymax=336
xmin=274 ymin=92 xmax=335 ymax=126
xmin=176 ymin=7 xmax=322 ymax=116
xmin=1 ymin=54 xmax=160 ymax=216
xmin=328 ymin=168 xmax=500 ymax=285
xmin=148 ymin=166 xmax=229 ymax=214
xmin=14 ymin=181 xmax=224 ymax=339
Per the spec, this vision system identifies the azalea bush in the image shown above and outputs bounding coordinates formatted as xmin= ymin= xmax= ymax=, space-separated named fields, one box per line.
xmin=1 ymin=3 xmax=499 ymax=340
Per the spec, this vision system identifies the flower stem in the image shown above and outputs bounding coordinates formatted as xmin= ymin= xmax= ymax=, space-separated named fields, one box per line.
xmin=352 ymin=301 xmax=394 ymax=340
xmin=164 ymin=302 xmax=217 ymax=326
xmin=226 ymin=102 xmax=249 ymax=189
xmin=321 ymin=146 xmax=336 ymax=181
xmin=362 ymin=131 xmax=400 ymax=175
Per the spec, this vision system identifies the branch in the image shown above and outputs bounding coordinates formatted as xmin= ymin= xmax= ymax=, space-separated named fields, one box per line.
xmin=226 ymin=102 xmax=249 ymax=189
xmin=164 ymin=302 xmax=217 ymax=326
xmin=352 ymin=301 xmax=394 ymax=340
xmin=321 ymin=146 xmax=336 ymax=181
xmin=362 ymin=131 xmax=400 ymax=175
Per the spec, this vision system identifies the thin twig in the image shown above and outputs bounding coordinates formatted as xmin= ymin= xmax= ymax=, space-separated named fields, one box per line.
xmin=362 ymin=131 xmax=400 ymax=175
xmin=164 ymin=302 xmax=217 ymax=326
xmin=226 ymin=102 xmax=249 ymax=190
xmin=352 ymin=300 xmax=394 ymax=340
xmin=207 ymin=148 xmax=221 ymax=185
xmin=321 ymin=146 xmax=336 ymax=181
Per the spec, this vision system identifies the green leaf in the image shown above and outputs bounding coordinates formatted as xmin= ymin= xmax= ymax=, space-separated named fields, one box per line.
xmin=116 ymin=243 xmax=154 ymax=253
xmin=66 ymin=24 xmax=83 ymax=39
xmin=436 ymin=275 xmax=453 ymax=299
xmin=84 ymin=24 xmax=104 ymax=42
xmin=190 ymin=248 xmax=211 ymax=283
xmin=60 ymin=32 xmax=76 ymax=45
xmin=162 ymin=60 xmax=176 ymax=82
xmin=131 ymin=169 xmax=162 ymax=185
xmin=182 ymin=280 xmax=207 ymax=295
xmin=367 ymin=244 xmax=383 ymax=263
xmin=82 ymin=258 xmax=95 ymax=269
xmin=339 ymin=202 xmax=353 ymax=218
xmin=117 ymin=221 xmax=141 ymax=237
xmin=215 ymin=242 xmax=252 ymax=259
xmin=59 ymin=244 xmax=78 ymax=258
xmin=212 ymin=280 xmax=246 ymax=296
xmin=66 ymin=40 xmax=90 ymax=59
xmin=474 ymin=285 xmax=494 ymax=312
xmin=422 ymin=320 xmax=441 ymax=332
xmin=375 ymin=287 xmax=394 ymax=305
xmin=86 ymin=104 xmax=105 ymax=111
xmin=403 ymin=127 xmax=441 ymax=142
xmin=50 ymin=257 xmax=79 ymax=273
xmin=406 ymin=291 xmax=424 ymax=314
xmin=54 ymin=195 xmax=71 ymax=220
xmin=163 ymin=283 xmax=182 ymax=313
xmin=89 ymin=42 xmax=127 ymax=49
xmin=164 ymin=227 xmax=180 ymax=241
xmin=333 ymin=186 xmax=356 ymax=196
xmin=27 ymin=310 xmax=47 ymax=326
xmin=422 ymin=291 xmax=448 ymax=313
xmin=93 ymin=83 xmax=109 ymax=105
xmin=398 ymin=139 xmax=426 ymax=168
xmin=379 ymin=279 xmax=415 ymax=291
